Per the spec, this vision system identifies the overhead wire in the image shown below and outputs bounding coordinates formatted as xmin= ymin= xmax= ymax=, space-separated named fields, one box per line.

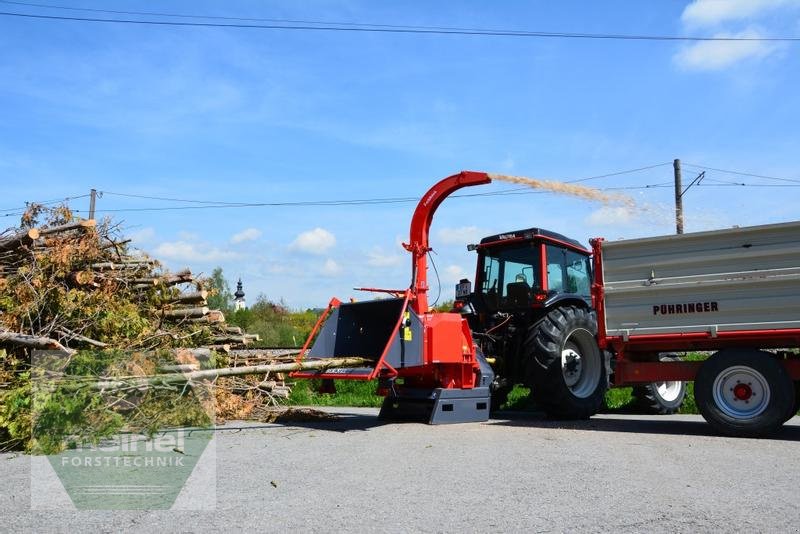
xmin=684 ymin=163 xmax=800 ymax=184
xmin=1 ymin=8 xmax=799 ymax=42
xmin=6 ymin=163 xmax=794 ymax=218
xmin=0 ymin=193 xmax=90 ymax=213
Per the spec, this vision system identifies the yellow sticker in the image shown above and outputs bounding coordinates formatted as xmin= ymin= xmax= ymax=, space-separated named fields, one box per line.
xmin=403 ymin=312 xmax=413 ymax=341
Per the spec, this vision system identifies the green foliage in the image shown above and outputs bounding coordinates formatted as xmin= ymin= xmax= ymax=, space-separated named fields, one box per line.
xmin=0 ymin=371 xmax=32 ymax=451
xmin=604 ymin=387 xmax=634 ymax=409
xmin=31 ymin=386 xmax=124 ymax=454
xmin=206 ymin=267 xmax=232 ymax=312
xmin=3 ymin=349 xmax=213 ymax=454
xmin=228 ymin=294 xmax=318 ymax=347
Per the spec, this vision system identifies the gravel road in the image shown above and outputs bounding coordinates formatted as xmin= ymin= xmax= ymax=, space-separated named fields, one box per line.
xmin=4 ymin=410 xmax=799 ymax=533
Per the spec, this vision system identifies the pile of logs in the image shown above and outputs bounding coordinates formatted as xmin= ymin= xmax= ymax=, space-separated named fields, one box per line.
xmin=0 ymin=216 xmax=261 ymax=353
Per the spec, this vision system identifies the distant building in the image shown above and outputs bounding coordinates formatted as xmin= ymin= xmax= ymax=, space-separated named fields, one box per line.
xmin=234 ymin=278 xmax=246 ymax=311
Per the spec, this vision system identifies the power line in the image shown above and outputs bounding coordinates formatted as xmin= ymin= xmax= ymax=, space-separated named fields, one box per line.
xmin=0 ymin=0 xmax=547 ymax=31
xmin=64 ymin=183 xmax=672 ymax=214
xmin=566 ymin=162 xmax=673 ymax=183
xmin=101 ymin=163 xmax=673 ymax=206
xmin=102 ymin=191 xmax=259 ymax=205
xmin=0 ymin=193 xmax=90 ymax=213
xmin=684 ymin=163 xmax=800 ymax=184
xmin=1 ymin=9 xmax=799 ymax=42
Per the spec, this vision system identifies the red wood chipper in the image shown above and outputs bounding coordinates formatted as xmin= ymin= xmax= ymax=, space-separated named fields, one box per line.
xmin=292 ymin=171 xmax=495 ymax=423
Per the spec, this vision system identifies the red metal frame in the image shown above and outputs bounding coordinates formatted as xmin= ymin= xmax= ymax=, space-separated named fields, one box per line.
xmin=406 ymin=171 xmax=491 ymax=313
xmin=293 ymin=297 xmax=341 ymax=366
xmin=294 ymin=171 xmax=494 ymax=391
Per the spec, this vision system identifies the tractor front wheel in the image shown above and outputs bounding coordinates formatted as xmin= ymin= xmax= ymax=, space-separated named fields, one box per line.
xmin=525 ymin=305 xmax=607 ymax=419
xmin=632 ymin=355 xmax=687 ymax=415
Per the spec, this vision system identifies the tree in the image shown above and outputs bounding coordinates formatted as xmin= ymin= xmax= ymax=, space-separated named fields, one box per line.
xmin=207 ymin=267 xmax=233 ymax=312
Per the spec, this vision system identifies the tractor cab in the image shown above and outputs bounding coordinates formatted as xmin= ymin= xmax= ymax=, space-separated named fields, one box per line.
xmin=457 ymin=228 xmax=592 ymax=315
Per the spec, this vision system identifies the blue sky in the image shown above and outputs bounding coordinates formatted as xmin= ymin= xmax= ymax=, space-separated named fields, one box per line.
xmin=1 ymin=0 xmax=799 ymax=308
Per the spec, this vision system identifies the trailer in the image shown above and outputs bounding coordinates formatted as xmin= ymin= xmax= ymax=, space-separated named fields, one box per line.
xmin=295 ymin=171 xmax=800 ymax=437
xmin=592 ymin=221 xmax=800 ymax=436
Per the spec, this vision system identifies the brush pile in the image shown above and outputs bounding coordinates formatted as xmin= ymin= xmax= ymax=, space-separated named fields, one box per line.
xmin=0 ymin=204 xmax=292 ymax=452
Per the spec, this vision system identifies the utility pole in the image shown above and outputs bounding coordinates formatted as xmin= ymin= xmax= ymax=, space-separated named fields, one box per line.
xmin=673 ymin=159 xmax=683 ymax=234
xmin=88 ymin=188 xmax=97 ymax=220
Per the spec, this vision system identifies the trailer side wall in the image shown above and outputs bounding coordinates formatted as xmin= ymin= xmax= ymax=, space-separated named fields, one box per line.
xmin=600 ymin=221 xmax=800 ymax=337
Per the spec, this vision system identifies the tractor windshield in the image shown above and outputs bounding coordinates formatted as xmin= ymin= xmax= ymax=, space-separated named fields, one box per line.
xmin=477 ymin=242 xmax=540 ymax=310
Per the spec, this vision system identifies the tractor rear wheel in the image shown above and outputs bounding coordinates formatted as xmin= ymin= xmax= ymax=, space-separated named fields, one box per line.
xmin=695 ymin=349 xmax=794 ymax=437
xmin=525 ymin=305 xmax=607 ymax=419
xmin=632 ymin=355 xmax=687 ymax=415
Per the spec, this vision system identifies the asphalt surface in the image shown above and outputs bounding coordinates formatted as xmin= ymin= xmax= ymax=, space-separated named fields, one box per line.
xmin=3 ymin=409 xmax=800 ymax=533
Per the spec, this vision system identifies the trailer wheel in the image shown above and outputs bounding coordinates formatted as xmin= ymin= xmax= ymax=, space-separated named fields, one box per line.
xmin=525 ymin=305 xmax=607 ymax=419
xmin=632 ymin=355 xmax=687 ymax=415
xmin=695 ymin=349 xmax=794 ymax=438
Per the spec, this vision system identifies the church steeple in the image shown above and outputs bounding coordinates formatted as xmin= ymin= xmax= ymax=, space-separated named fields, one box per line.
xmin=234 ymin=278 xmax=246 ymax=310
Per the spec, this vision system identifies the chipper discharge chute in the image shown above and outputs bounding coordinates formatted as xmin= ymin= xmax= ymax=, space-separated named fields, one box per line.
xmin=292 ymin=171 xmax=495 ymax=424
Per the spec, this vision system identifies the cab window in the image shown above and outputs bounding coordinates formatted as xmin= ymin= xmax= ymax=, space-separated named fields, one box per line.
xmin=478 ymin=243 xmax=540 ymax=309
xmin=546 ymin=245 xmax=590 ymax=297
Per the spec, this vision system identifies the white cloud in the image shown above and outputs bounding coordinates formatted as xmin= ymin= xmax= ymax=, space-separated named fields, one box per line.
xmin=444 ymin=264 xmax=470 ymax=284
xmin=289 ymin=227 xmax=336 ymax=255
xmin=674 ymin=28 xmax=779 ymax=70
xmin=437 ymin=226 xmax=483 ymax=246
xmin=153 ymin=240 xmax=240 ymax=262
xmin=178 ymin=231 xmax=199 ymax=241
xmin=231 ymin=227 xmax=262 ymax=244
xmin=681 ymin=0 xmax=797 ymax=27
xmin=320 ymin=258 xmax=343 ymax=277
xmin=366 ymin=247 xmax=403 ymax=267
xmin=128 ymin=227 xmax=155 ymax=244
xmin=585 ymin=206 xmax=636 ymax=227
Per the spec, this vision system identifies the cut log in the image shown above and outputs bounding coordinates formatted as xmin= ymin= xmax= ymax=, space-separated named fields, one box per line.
xmin=89 ymin=262 xmax=116 ymax=271
xmin=224 ymin=326 xmax=243 ymax=335
xmin=174 ymin=347 xmax=212 ymax=362
xmin=0 ymin=329 xmax=76 ymax=355
xmin=69 ymin=357 xmax=371 ymax=392
xmin=117 ymin=258 xmax=155 ymax=265
xmin=38 ymin=219 xmax=96 ymax=237
xmin=211 ymin=335 xmax=251 ymax=345
xmin=127 ymin=278 xmax=159 ymax=286
xmin=165 ymin=290 xmax=208 ymax=305
xmin=206 ymin=310 xmax=225 ymax=323
xmin=66 ymin=271 xmax=97 ymax=287
xmin=150 ymin=269 xmax=194 ymax=287
xmin=163 ymin=306 xmax=209 ymax=319
xmin=90 ymin=261 xmax=152 ymax=271
xmin=0 ymin=228 xmax=40 ymax=253
xmin=202 ymin=344 xmax=231 ymax=353
xmin=101 ymin=238 xmax=131 ymax=250
xmin=158 ymin=364 xmax=200 ymax=373
xmin=190 ymin=314 xmax=225 ymax=325
xmin=56 ymin=327 xmax=108 ymax=348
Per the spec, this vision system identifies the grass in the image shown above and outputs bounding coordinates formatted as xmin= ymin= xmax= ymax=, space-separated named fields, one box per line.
xmin=288 ymin=379 xmax=383 ymax=408
xmin=287 ymin=352 xmax=800 ymax=418
xmin=286 ymin=378 xmax=702 ymax=414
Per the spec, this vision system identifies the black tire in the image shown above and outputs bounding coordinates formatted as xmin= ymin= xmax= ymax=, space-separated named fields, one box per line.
xmin=695 ymin=349 xmax=794 ymax=438
xmin=632 ymin=355 xmax=687 ymax=415
xmin=525 ymin=305 xmax=607 ymax=419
